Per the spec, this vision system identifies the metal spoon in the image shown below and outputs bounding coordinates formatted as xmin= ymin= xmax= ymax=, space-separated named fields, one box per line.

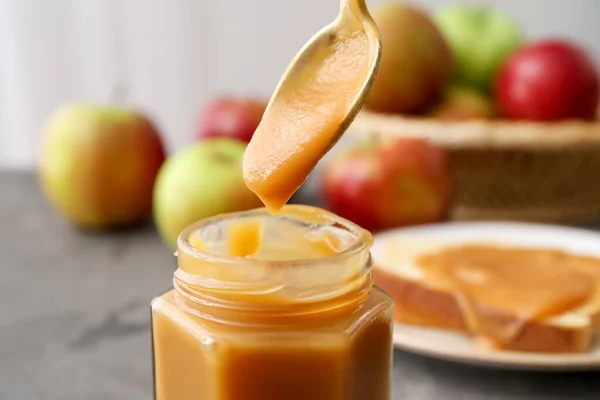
xmin=243 ymin=0 xmax=381 ymax=212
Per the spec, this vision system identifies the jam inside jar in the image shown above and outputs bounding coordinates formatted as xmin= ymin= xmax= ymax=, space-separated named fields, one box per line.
xmin=151 ymin=205 xmax=393 ymax=400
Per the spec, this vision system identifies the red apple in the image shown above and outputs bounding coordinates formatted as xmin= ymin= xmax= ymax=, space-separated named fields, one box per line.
xmin=322 ymin=139 xmax=453 ymax=231
xmin=196 ymin=97 xmax=267 ymax=143
xmin=496 ymin=39 xmax=599 ymax=121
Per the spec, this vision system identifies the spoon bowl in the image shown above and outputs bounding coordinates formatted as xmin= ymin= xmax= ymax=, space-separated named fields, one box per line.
xmin=267 ymin=0 xmax=381 ymax=145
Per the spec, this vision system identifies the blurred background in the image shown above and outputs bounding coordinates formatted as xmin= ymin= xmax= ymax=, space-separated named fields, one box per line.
xmin=1 ymin=0 xmax=599 ymax=168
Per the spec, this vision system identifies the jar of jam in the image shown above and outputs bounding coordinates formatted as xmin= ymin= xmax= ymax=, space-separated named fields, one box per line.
xmin=151 ymin=205 xmax=393 ymax=400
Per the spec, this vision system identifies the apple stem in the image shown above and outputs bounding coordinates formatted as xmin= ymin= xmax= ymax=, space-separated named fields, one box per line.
xmin=110 ymin=82 xmax=129 ymax=105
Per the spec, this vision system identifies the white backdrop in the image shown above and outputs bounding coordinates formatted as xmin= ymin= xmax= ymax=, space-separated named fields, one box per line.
xmin=1 ymin=0 xmax=599 ymax=169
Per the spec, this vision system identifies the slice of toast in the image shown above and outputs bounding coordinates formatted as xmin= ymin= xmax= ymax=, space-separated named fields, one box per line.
xmin=373 ymin=237 xmax=600 ymax=353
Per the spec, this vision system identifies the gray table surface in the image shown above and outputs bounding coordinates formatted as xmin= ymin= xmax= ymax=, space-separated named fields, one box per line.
xmin=2 ymin=170 xmax=600 ymax=400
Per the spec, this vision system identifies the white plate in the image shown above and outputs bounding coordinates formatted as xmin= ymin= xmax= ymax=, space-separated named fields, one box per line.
xmin=372 ymin=221 xmax=600 ymax=371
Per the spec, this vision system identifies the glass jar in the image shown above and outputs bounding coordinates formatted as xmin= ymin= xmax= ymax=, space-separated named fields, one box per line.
xmin=151 ymin=205 xmax=393 ymax=400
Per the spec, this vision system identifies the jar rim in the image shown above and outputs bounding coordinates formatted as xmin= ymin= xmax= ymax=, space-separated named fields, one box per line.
xmin=176 ymin=204 xmax=373 ymax=267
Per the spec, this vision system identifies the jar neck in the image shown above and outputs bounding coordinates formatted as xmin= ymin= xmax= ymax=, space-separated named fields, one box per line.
xmin=171 ymin=205 xmax=374 ymax=326
xmin=173 ymin=257 xmax=373 ymax=326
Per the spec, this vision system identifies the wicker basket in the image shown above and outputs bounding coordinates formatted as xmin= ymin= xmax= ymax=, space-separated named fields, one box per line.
xmin=348 ymin=110 xmax=600 ymax=223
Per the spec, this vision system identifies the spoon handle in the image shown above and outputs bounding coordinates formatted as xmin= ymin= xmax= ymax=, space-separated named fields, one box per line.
xmin=341 ymin=0 xmax=367 ymax=10
xmin=339 ymin=0 xmax=371 ymax=20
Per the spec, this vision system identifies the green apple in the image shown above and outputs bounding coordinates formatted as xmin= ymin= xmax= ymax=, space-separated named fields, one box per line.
xmin=39 ymin=104 xmax=166 ymax=229
xmin=153 ymin=138 xmax=263 ymax=248
xmin=435 ymin=6 xmax=524 ymax=90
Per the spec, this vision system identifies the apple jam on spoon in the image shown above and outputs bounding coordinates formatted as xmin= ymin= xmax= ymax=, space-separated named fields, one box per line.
xmin=243 ymin=0 xmax=381 ymax=213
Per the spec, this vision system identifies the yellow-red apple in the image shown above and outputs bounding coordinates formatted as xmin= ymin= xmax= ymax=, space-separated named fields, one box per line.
xmin=39 ymin=104 xmax=166 ymax=230
xmin=365 ymin=2 xmax=453 ymax=114
xmin=322 ymin=139 xmax=453 ymax=231
xmin=428 ymin=84 xmax=496 ymax=120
